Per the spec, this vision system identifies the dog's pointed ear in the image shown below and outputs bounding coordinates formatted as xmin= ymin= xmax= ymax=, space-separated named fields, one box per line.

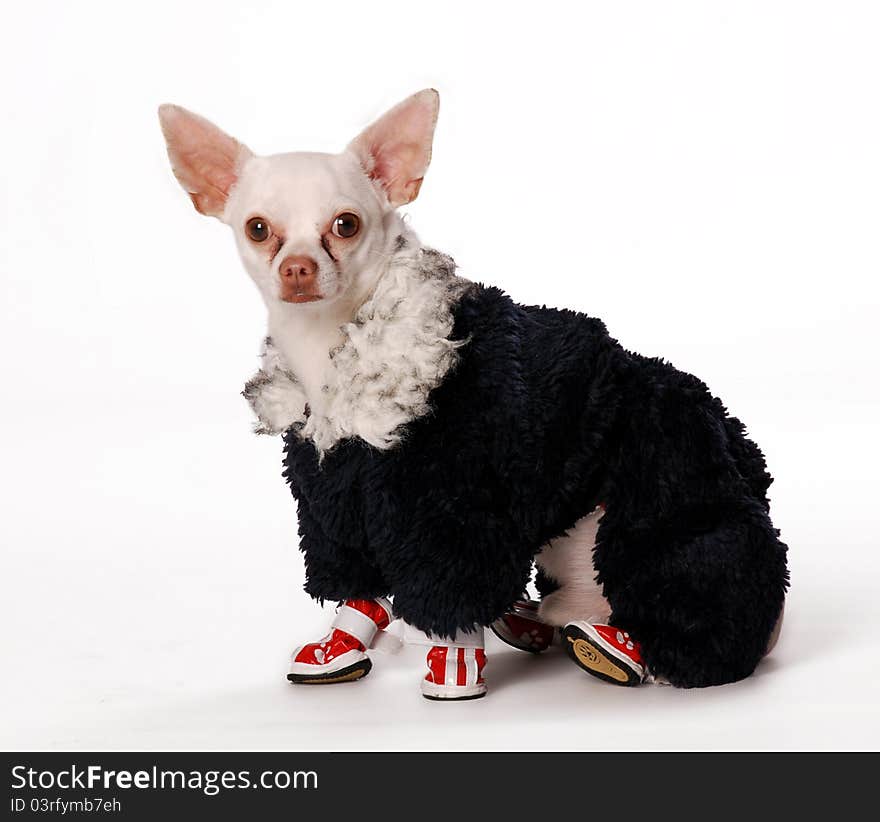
xmin=158 ymin=104 xmax=252 ymax=219
xmin=347 ymin=89 xmax=440 ymax=208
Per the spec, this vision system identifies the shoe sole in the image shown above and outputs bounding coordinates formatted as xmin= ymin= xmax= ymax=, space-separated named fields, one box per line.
xmin=562 ymin=624 xmax=641 ymax=686
xmin=287 ymin=658 xmax=372 ymax=685
xmin=422 ymin=689 xmax=487 ymax=702
xmin=421 ymin=679 xmax=488 ymax=701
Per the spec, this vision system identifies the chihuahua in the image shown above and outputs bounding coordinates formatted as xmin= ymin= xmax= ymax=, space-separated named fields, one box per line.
xmin=160 ymin=91 xmax=787 ymax=699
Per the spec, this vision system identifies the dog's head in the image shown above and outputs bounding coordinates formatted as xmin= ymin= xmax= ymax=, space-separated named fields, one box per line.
xmin=158 ymin=90 xmax=439 ymax=309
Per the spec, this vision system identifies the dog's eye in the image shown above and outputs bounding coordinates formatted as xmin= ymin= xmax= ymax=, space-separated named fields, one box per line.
xmin=245 ymin=217 xmax=271 ymax=243
xmin=332 ymin=212 xmax=360 ymax=239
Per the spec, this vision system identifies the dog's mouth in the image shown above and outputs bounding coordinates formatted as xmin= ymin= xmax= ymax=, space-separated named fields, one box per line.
xmin=279 ymin=281 xmax=324 ymax=304
xmin=280 ymin=292 xmax=323 ymax=304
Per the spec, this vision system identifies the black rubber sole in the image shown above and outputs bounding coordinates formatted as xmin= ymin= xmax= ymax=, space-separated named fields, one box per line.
xmin=562 ymin=624 xmax=642 ymax=687
xmin=423 ymin=690 xmax=487 ymax=702
xmin=287 ymin=658 xmax=372 ymax=685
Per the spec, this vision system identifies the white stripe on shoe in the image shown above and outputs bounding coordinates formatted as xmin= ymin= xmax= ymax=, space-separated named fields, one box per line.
xmin=464 ymin=648 xmax=475 ymax=685
xmin=445 ymin=647 xmax=457 ymax=686
xmin=331 ymin=606 xmax=381 ymax=647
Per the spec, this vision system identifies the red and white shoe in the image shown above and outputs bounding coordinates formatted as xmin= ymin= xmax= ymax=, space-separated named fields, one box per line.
xmin=288 ymin=597 xmax=393 ymax=684
xmin=490 ymin=598 xmax=555 ymax=653
xmin=421 ymin=645 xmax=488 ymax=701
xmin=562 ymin=621 xmax=645 ymax=686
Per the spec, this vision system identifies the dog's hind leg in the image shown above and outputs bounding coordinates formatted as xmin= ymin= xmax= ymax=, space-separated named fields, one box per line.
xmin=596 ymin=501 xmax=789 ymax=687
xmin=535 ymin=508 xmax=611 ymax=627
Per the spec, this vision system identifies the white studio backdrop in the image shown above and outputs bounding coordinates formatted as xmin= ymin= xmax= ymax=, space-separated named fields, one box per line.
xmin=1 ymin=1 xmax=878 ymax=750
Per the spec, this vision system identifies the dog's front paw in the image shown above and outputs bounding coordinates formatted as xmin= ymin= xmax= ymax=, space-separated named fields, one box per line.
xmin=242 ymin=367 xmax=307 ymax=436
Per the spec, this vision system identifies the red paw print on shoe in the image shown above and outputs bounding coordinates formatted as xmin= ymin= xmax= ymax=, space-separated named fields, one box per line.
xmin=490 ymin=598 xmax=555 ymax=653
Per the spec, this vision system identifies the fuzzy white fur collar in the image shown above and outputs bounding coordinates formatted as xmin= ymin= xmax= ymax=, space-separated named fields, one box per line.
xmin=243 ymin=241 xmax=471 ymax=455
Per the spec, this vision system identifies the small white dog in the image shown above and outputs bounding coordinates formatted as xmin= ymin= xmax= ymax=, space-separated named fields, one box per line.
xmin=159 ymin=91 xmax=787 ymax=699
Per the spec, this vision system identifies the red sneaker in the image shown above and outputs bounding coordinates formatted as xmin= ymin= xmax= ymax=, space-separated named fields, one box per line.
xmin=288 ymin=597 xmax=392 ymax=684
xmin=562 ymin=621 xmax=645 ymax=686
xmin=421 ymin=646 xmax=488 ymax=701
xmin=490 ymin=598 xmax=555 ymax=653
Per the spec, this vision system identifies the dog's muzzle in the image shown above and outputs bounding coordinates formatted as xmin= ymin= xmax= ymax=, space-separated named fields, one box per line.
xmin=279 ymin=254 xmax=322 ymax=303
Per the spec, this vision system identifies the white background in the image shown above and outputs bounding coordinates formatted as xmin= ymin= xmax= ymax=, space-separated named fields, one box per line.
xmin=2 ymin=1 xmax=878 ymax=751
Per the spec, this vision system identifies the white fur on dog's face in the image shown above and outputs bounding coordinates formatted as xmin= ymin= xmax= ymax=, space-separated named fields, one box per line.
xmin=224 ymin=150 xmax=392 ymax=308
xmin=159 ymin=90 xmax=439 ymax=314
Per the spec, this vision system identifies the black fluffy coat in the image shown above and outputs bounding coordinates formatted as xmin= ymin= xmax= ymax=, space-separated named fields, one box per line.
xmin=282 ymin=282 xmax=789 ymax=688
